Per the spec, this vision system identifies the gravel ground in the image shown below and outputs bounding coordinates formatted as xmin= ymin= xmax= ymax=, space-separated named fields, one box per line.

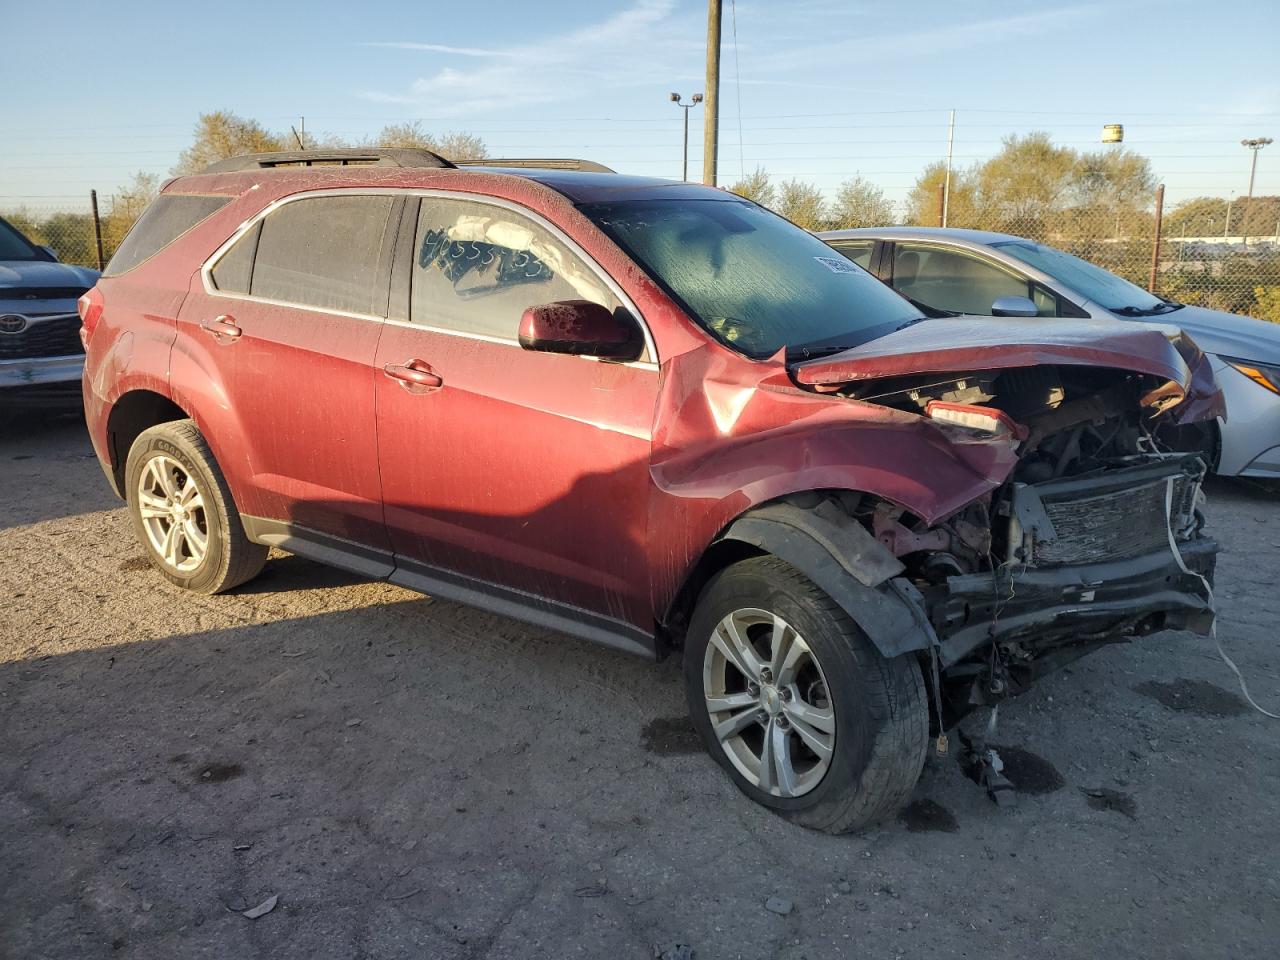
xmin=2 ymin=415 xmax=1278 ymax=960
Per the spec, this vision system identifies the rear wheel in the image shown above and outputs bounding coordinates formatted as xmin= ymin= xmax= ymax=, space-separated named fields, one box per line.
xmin=124 ymin=420 xmax=266 ymax=594
xmin=684 ymin=556 xmax=928 ymax=833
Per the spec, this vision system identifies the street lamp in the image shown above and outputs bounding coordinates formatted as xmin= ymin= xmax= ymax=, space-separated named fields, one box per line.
xmin=670 ymin=92 xmax=703 ymax=182
xmin=1241 ymin=137 xmax=1273 ymax=245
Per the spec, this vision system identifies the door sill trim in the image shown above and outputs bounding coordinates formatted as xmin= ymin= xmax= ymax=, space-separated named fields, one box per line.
xmin=240 ymin=515 xmax=655 ymax=658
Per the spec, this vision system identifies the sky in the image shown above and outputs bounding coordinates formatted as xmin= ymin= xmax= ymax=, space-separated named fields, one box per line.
xmin=4 ymin=0 xmax=1279 ymax=214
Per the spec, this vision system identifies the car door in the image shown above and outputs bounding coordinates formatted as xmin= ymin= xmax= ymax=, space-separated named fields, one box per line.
xmin=885 ymin=241 xmax=1062 ymax=316
xmin=175 ymin=193 xmax=402 ymax=556
xmin=374 ymin=194 xmax=659 ymax=633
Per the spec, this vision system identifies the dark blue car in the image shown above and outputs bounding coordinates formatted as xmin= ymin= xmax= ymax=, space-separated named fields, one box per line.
xmin=0 ymin=215 xmax=99 ymax=408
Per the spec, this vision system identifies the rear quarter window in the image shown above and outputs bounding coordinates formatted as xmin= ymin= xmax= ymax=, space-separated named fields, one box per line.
xmin=105 ymin=194 xmax=231 ymax=276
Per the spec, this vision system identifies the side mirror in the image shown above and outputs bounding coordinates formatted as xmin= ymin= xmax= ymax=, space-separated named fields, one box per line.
xmin=518 ymin=300 xmax=642 ymax=361
xmin=38 ymin=244 xmax=59 ymax=262
xmin=991 ymin=295 xmax=1038 ymax=318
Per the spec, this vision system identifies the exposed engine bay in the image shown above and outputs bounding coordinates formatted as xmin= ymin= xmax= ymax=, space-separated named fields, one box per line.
xmin=837 ymin=363 xmax=1217 ymax=723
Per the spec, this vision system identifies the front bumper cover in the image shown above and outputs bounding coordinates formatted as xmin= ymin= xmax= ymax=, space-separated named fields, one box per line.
xmin=0 ymin=354 xmax=85 ymax=405
xmin=931 ymin=538 xmax=1216 ymax=666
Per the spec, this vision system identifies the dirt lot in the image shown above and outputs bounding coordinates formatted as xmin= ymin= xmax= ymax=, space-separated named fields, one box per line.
xmin=1 ymin=415 xmax=1278 ymax=960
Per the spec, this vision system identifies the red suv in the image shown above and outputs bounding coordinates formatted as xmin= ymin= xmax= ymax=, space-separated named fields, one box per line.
xmin=82 ymin=149 xmax=1222 ymax=831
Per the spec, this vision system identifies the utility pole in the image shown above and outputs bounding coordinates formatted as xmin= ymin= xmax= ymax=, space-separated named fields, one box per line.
xmin=1241 ymin=137 xmax=1273 ymax=246
xmin=670 ymin=92 xmax=703 ymax=182
xmin=702 ymin=0 xmax=722 ymax=186
xmin=1224 ymin=198 xmax=1233 ymax=239
xmin=942 ymin=109 xmax=956 ymax=227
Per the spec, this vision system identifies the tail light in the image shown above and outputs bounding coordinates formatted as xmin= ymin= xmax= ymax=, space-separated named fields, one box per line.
xmin=77 ymin=287 xmax=104 ymax=349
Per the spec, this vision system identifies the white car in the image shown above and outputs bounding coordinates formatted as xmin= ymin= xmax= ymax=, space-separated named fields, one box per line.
xmin=821 ymin=227 xmax=1280 ymax=478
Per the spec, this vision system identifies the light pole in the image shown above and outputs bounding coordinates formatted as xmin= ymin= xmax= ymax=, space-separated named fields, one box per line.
xmin=670 ymin=92 xmax=703 ymax=182
xmin=1241 ymin=137 xmax=1273 ymax=245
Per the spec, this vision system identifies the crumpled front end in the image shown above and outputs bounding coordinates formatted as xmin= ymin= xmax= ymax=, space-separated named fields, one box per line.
xmin=786 ymin=319 xmax=1223 ymax=720
xmin=930 ymin=453 xmax=1215 ymax=668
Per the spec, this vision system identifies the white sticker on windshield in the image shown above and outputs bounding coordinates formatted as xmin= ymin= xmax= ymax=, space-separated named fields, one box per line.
xmin=814 ymin=256 xmax=858 ymax=274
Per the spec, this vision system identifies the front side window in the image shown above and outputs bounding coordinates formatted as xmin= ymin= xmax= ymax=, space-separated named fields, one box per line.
xmin=580 ymin=198 xmax=920 ymax=358
xmin=410 ymin=198 xmax=628 ymax=343
xmin=213 ymin=195 xmax=395 ymax=315
xmin=993 ymin=239 xmax=1170 ymax=315
xmin=891 ymin=242 xmax=1050 ymax=316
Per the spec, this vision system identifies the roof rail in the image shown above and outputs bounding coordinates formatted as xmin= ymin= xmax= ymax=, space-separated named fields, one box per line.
xmin=454 ymin=158 xmax=616 ymax=173
xmin=201 ymin=148 xmax=456 ymax=174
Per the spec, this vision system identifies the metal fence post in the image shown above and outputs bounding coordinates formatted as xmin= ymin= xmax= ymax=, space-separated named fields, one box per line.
xmin=90 ymin=190 xmax=105 ymax=272
xmin=1148 ymin=184 xmax=1164 ymax=294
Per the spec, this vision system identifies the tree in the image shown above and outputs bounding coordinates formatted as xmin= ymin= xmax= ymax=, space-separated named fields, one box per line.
xmin=829 ymin=176 xmax=894 ymax=229
xmin=1253 ymin=285 xmax=1280 ymax=323
xmin=905 ymin=160 xmax=978 ymax=227
xmin=775 ymin=179 xmax=826 ymax=229
xmin=1072 ymin=148 xmax=1155 ymax=209
xmin=728 ymin=167 xmax=775 ymax=207
xmin=972 ymin=132 xmax=1077 ymax=237
xmin=1164 ymin=196 xmax=1230 ymax=237
xmin=173 ymin=112 xmax=286 ymax=174
xmin=375 ymin=122 xmax=487 ymax=160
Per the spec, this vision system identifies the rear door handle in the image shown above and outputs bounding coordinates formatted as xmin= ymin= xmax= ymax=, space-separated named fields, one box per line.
xmin=383 ymin=359 xmax=443 ymax=393
xmin=200 ymin=315 xmax=242 ymax=343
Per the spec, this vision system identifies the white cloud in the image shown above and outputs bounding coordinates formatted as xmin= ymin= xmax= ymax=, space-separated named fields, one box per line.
xmin=362 ymin=42 xmax=511 ymax=58
xmin=360 ymin=0 xmax=703 ymax=115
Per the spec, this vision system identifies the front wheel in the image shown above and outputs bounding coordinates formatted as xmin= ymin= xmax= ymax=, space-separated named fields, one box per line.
xmin=684 ymin=556 xmax=929 ymax=833
xmin=124 ymin=419 xmax=267 ymax=594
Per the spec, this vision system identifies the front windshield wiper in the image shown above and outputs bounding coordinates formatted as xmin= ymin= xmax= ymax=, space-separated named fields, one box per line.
xmin=1112 ymin=301 xmax=1184 ymax=317
xmin=787 ymin=343 xmax=858 ymax=361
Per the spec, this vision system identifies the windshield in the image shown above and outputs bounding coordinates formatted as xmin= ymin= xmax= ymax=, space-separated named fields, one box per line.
xmin=579 ymin=198 xmax=922 ymax=358
xmin=993 ymin=239 xmax=1174 ymax=314
xmin=0 ymin=218 xmax=42 ymax=261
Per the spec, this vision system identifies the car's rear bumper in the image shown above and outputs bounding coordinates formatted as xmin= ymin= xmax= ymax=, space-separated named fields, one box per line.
xmin=0 ymin=355 xmax=85 ymax=405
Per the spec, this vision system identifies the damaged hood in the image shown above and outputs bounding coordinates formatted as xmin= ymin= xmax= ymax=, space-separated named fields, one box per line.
xmin=791 ymin=316 xmax=1225 ymax=423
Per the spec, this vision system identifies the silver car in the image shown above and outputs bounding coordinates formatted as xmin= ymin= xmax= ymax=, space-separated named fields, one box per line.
xmin=820 ymin=227 xmax=1280 ymax=479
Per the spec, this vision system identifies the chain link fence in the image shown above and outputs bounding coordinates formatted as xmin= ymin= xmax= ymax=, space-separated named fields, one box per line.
xmin=1 ymin=199 xmax=109 ymax=271
xmin=5 ymin=187 xmax=1279 ymax=322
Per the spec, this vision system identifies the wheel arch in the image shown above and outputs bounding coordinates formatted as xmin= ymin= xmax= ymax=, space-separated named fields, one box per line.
xmin=103 ymin=389 xmax=191 ymax=497
xmin=660 ymin=492 xmax=941 ymax=663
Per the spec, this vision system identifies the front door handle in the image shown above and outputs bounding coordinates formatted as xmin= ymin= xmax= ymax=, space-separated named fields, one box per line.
xmin=383 ymin=359 xmax=443 ymax=393
xmin=200 ymin=315 xmax=242 ymax=344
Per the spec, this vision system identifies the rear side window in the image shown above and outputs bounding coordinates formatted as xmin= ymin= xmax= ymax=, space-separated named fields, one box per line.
xmin=105 ymin=194 xmax=230 ymax=275
xmin=830 ymin=240 xmax=875 ymax=271
xmin=216 ymin=196 xmax=395 ymax=316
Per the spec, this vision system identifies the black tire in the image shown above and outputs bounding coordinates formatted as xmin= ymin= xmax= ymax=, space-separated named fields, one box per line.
xmin=684 ymin=555 xmax=928 ymax=833
xmin=124 ymin=419 xmax=267 ymax=594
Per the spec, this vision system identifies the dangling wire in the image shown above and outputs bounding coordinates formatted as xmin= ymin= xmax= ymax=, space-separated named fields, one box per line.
xmin=729 ymin=0 xmax=746 ymax=182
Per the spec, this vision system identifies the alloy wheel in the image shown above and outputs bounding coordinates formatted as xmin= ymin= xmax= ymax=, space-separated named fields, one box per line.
xmin=136 ymin=454 xmax=209 ymax=574
xmin=702 ymin=607 xmax=836 ymax=798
